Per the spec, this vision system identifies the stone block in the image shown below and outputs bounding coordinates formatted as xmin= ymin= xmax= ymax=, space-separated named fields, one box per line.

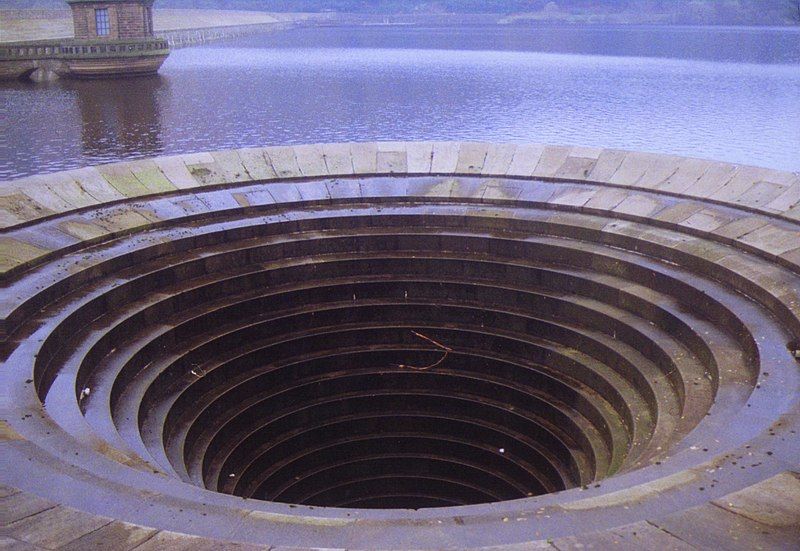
xmin=607 ymin=152 xmax=658 ymax=187
xmin=550 ymin=186 xmax=596 ymax=207
xmin=406 ymin=142 xmax=434 ymax=173
xmin=86 ymin=208 xmax=152 ymax=234
xmin=151 ymin=156 xmax=199 ymax=190
xmin=431 ymin=142 xmax=460 ymax=174
xmin=713 ymin=472 xmax=800 ymax=528
xmin=0 ymin=192 xmax=56 ymax=226
xmin=636 ymin=155 xmax=681 ymax=188
xmin=553 ymin=520 xmax=694 ymax=550
xmin=716 ymin=254 xmax=778 ymax=286
xmin=532 ymin=145 xmax=572 ymax=178
xmin=471 ymin=541 xmax=551 ymax=551
xmin=713 ymin=166 xmax=774 ymax=203
xmin=0 ymin=237 xmax=51 ymax=273
xmin=678 ymin=209 xmax=732 ymax=233
xmin=58 ymin=520 xmax=157 ymax=551
xmin=507 ymin=144 xmax=544 ymax=177
xmin=653 ymin=502 xmax=800 ymax=551
xmin=687 ymin=161 xmax=738 ymax=198
xmin=713 ymin=217 xmax=769 ymax=240
xmin=179 ymin=152 xmax=215 ymax=165
xmin=113 ymin=531 xmax=204 ymax=551
xmin=197 ymin=151 xmax=252 ymax=185
xmin=360 ymin=178 xmax=406 ymax=198
xmin=766 ymin=182 xmax=800 ymax=213
xmin=781 ymin=246 xmax=800 ymax=269
xmin=57 ymin=220 xmax=108 ymax=241
xmin=66 ymin=167 xmax=127 ymax=202
xmin=376 ymin=149 xmax=408 ymax=174
xmin=193 ymin=189 xmax=243 ymax=213
xmin=237 ymin=148 xmax=278 ymax=181
xmin=0 ymin=209 xmax=23 ymax=228
xmin=738 ymin=224 xmax=800 ymax=256
xmin=294 ymin=180 xmax=332 ymax=202
xmin=325 ymin=179 xmax=361 ymax=201
xmin=482 ymin=143 xmax=516 ymax=176
xmin=264 ymin=183 xmax=303 ymax=204
xmin=350 ymin=142 xmax=378 ymax=174
xmin=264 ymin=146 xmax=302 ymax=179
xmin=653 ymin=202 xmax=704 ymax=224
xmin=0 ymin=492 xmax=55 ymax=526
xmin=584 ymin=188 xmax=629 ymax=211
xmin=613 ymin=194 xmax=665 ymax=217
xmin=482 ymin=183 xmax=522 ymax=202
xmin=672 ymin=237 xmax=731 ymax=262
xmin=455 ymin=142 xmax=489 ymax=174
xmin=570 ymin=146 xmax=604 ymax=160
xmin=127 ymin=162 xmax=177 ymax=195
xmin=17 ymin=178 xmax=75 ymax=214
xmin=321 ymin=143 xmax=354 ymax=176
xmin=655 ymin=157 xmax=713 ymax=194
xmin=293 ymin=144 xmax=328 ymax=178
xmin=13 ymin=225 xmax=79 ymax=254
xmin=734 ymin=181 xmax=790 ymax=209
xmin=0 ymin=536 xmax=45 ymax=550
xmin=587 ymin=149 xmax=627 ymax=182
xmin=232 ymin=188 xmax=275 ymax=208
xmin=554 ymin=154 xmax=597 ymax=181
xmin=0 ymin=486 xmax=19 ymax=499
xmin=516 ymin=181 xmax=558 ymax=203
xmin=785 ymin=204 xmax=800 ymax=222
xmin=100 ymin=164 xmax=156 ymax=198
xmin=447 ymin=178 xmax=486 ymax=200
xmin=3 ymin=506 xmax=110 ymax=549
xmin=41 ymin=172 xmax=100 ymax=209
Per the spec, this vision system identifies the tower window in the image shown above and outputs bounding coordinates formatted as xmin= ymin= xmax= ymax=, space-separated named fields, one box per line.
xmin=95 ymin=8 xmax=110 ymax=36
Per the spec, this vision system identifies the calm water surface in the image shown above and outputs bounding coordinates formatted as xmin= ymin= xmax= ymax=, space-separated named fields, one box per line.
xmin=1 ymin=24 xmax=799 ymax=179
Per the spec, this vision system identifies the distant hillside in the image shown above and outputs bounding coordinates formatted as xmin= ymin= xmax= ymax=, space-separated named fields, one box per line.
xmin=4 ymin=0 xmax=800 ymax=25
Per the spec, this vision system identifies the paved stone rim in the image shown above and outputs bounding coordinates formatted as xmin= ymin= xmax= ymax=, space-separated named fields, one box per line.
xmin=1 ymin=142 xmax=798 ymax=550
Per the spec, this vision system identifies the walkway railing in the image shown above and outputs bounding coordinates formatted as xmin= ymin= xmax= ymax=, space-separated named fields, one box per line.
xmin=0 ymin=37 xmax=169 ymax=61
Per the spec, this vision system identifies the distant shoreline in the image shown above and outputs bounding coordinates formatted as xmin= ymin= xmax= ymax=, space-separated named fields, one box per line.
xmin=1 ymin=9 xmax=797 ymax=44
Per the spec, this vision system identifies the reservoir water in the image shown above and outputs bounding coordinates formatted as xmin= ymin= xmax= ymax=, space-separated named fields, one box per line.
xmin=1 ymin=24 xmax=799 ymax=179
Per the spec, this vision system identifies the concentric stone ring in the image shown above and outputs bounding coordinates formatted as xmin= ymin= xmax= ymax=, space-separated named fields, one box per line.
xmin=2 ymin=142 xmax=799 ymax=550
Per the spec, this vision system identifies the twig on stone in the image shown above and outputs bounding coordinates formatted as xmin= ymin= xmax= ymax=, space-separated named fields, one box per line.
xmin=394 ymin=330 xmax=452 ymax=371
xmin=410 ymin=330 xmax=453 ymax=352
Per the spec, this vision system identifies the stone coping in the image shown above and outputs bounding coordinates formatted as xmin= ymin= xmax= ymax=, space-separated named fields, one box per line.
xmin=2 ymin=142 xmax=799 ymax=282
xmin=1 ymin=143 xmax=798 ymax=550
xmin=2 ymin=142 xmax=798 ymax=226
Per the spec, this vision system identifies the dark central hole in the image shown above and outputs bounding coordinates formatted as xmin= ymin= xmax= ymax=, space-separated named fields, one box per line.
xmin=180 ymin=292 xmax=611 ymax=509
xmin=163 ymin=251 xmax=635 ymax=508
xmin=214 ymin=340 xmax=574 ymax=509
xmin=126 ymin=207 xmax=680 ymax=510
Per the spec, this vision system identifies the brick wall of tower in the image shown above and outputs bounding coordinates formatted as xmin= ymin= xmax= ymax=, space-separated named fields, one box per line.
xmin=70 ymin=2 xmax=154 ymax=40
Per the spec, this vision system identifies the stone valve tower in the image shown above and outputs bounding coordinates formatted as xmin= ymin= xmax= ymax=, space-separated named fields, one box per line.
xmin=67 ymin=0 xmax=157 ymax=41
xmin=0 ymin=0 xmax=169 ymax=80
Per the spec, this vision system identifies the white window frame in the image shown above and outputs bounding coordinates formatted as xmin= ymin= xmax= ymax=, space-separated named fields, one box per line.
xmin=95 ymin=8 xmax=111 ymax=37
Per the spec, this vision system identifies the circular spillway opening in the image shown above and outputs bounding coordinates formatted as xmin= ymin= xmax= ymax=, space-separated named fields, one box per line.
xmin=14 ymin=177 xmax=773 ymax=512
xmin=3 ymin=161 xmax=798 ymax=550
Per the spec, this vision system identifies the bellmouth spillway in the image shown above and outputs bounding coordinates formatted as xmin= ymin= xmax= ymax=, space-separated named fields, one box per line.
xmin=1 ymin=142 xmax=799 ymax=550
